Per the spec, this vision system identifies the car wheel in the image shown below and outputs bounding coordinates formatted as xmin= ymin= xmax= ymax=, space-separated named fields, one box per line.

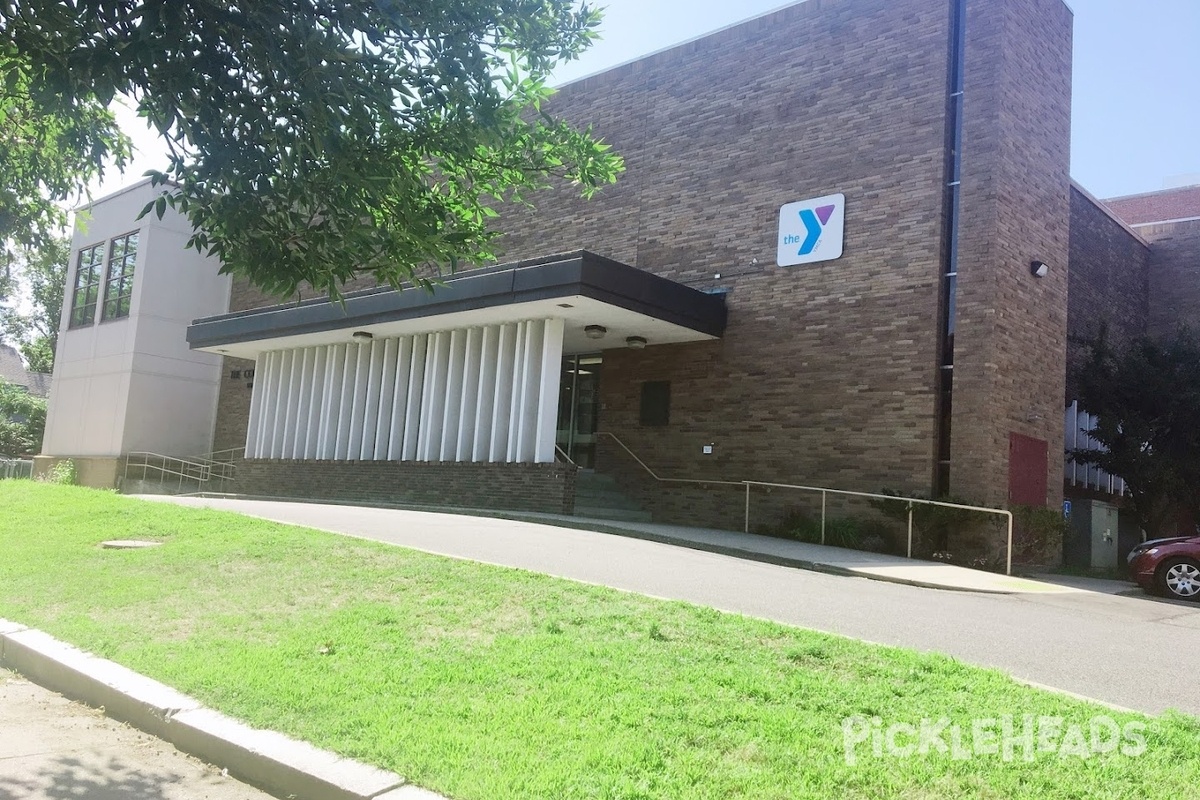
xmin=1156 ymin=558 xmax=1200 ymax=601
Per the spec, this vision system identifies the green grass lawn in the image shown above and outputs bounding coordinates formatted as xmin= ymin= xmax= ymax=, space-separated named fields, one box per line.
xmin=0 ymin=482 xmax=1196 ymax=799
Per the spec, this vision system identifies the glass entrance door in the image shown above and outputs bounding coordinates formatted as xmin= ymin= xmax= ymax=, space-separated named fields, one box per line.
xmin=557 ymin=354 xmax=602 ymax=468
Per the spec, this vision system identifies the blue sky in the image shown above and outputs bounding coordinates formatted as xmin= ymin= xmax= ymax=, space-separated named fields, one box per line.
xmin=98 ymin=0 xmax=1198 ymax=200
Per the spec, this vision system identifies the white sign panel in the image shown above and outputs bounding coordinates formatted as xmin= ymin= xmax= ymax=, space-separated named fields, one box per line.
xmin=777 ymin=193 xmax=846 ymax=267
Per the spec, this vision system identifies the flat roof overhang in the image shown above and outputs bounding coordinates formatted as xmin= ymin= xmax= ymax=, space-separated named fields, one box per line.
xmin=187 ymin=251 xmax=728 ymax=359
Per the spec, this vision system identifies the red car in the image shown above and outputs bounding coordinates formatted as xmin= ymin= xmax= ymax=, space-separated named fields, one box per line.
xmin=1128 ymin=536 xmax=1200 ymax=601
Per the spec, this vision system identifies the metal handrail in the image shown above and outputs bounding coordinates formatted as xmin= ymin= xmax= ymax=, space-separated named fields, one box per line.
xmin=596 ymin=432 xmax=1014 ymax=576
xmin=554 ymin=445 xmax=576 ymax=467
xmin=0 ymin=458 xmax=33 ymax=480
xmin=122 ymin=451 xmax=235 ymax=493
xmin=193 ymin=446 xmax=246 ymax=463
xmin=595 ymin=432 xmax=743 ymax=487
xmin=742 ymin=481 xmax=1015 ymax=576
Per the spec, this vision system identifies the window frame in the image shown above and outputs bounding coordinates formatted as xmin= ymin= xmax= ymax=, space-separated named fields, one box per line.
xmin=68 ymin=242 xmax=106 ymax=329
xmin=100 ymin=230 xmax=140 ymax=322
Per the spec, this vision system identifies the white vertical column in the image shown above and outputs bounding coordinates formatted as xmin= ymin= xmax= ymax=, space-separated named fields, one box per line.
xmin=290 ymin=348 xmax=314 ymax=459
xmin=418 ymin=331 xmax=450 ymax=461
xmin=472 ymin=325 xmax=499 ymax=462
xmin=261 ymin=351 xmax=282 ymax=459
xmin=374 ymin=338 xmax=399 ymax=460
xmin=269 ymin=350 xmax=293 ymax=458
xmin=534 ymin=318 xmax=565 ymax=463
xmin=281 ymin=349 xmax=304 ymax=458
xmin=387 ymin=336 xmax=414 ymax=460
xmin=359 ymin=339 xmax=385 ymax=460
xmin=334 ymin=344 xmax=358 ymax=460
xmin=505 ymin=322 xmax=529 ymax=462
xmin=303 ymin=346 xmax=327 ymax=458
xmin=402 ymin=334 xmax=427 ymax=460
xmin=348 ymin=342 xmax=371 ymax=459
xmin=261 ymin=352 xmax=276 ymax=458
xmin=457 ymin=328 xmax=483 ymax=462
xmin=244 ymin=353 xmax=266 ymax=458
xmin=318 ymin=344 xmax=345 ymax=459
xmin=490 ymin=323 xmax=518 ymax=462
xmin=440 ymin=329 xmax=467 ymax=461
xmin=514 ymin=320 xmax=545 ymax=463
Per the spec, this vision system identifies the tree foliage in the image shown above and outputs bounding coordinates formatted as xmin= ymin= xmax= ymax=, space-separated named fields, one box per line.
xmin=1074 ymin=327 xmax=1200 ymax=537
xmin=1 ymin=234 xmax=67 ymax=373
xmin=0 ymin=378 xmax=46 ymax=456
xmin=0 ymin=59 xmax=129 ymax=252
xmin=1 ymin=0 xmax=624 ymax=299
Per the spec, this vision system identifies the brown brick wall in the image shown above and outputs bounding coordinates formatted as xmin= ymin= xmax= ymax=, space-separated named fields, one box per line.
xmin=492 ymin=0 xmax=954 ymax=526
xmin=233 ymin=459 xmax=576 ymax=514
xmin=1065 ymin=186 xmax=1151 ymax=400
xmin=207 ymin=0 xmax=1081 ymax=526
xmin=1144 ymin=219 xmax=1200 ymax=338
xmin=227 ymin=275 xmax=382 ymax=314
xmin=212 ymin=356 xmax=256 ymax=453
xmin=950 ymin=0 xmax=1073 ymax=508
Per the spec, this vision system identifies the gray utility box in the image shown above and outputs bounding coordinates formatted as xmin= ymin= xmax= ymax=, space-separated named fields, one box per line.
xmin=1063 ymin=499 xmax=1120 ymax=571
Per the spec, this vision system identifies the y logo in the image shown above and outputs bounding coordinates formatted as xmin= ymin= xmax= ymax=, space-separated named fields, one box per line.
xmin=777 ymin=194 xmax=846 ymax=266
xmin=797 ymin=204 xmax=838 ymax=256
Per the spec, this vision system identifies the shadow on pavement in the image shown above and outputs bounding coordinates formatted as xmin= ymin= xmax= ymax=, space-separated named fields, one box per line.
xmin=0 ymin=754 xmax=185 ymax=800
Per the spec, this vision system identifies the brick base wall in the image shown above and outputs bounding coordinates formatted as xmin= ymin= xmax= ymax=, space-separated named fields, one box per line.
xmin=232 ymin=459 xmax=576 ymax=514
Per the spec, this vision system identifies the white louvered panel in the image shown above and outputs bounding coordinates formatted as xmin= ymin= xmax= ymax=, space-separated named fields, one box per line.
xmin=360 ymin=339 xmax=385 ymax=460
xmin=489 ymin=323 xmax=517 ymax=462
xmin=402 ymin=333 xmax=427 ymax=461
xmin=303 ymin=346 xmax=327 ymax=459
xmin=441 ymin=329 xmax=468 ymax=462
xmin=375 ymin=337 xmax=399 ymax=460
xmin=457 ymin=328 xmax=483 ymax=462
xmin=534 ymin=318 xmax=565 ymax=463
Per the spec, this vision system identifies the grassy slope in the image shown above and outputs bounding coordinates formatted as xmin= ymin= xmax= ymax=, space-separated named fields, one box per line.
xmin=0 ymin=483 xmax=1196 ymax=799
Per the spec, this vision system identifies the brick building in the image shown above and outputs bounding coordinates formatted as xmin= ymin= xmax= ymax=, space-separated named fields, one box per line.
xmin=39 ymin=0 xmax=1200 ymax=538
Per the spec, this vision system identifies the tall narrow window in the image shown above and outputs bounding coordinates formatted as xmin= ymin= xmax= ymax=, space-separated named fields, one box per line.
xmin=102 ymin=231 xmax=139 ymax=320
xmin=68 ymin=243 xmax=105 ymax=328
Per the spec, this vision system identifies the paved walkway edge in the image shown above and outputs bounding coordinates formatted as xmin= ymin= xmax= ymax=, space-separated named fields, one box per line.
xmin=0 ymin=617 xmax=443 ymax=800
xmin=184 ymin=492 xmax=1035 ymax=595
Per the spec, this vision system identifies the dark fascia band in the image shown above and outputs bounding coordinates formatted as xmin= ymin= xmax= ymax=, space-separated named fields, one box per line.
xmin=186 ymin=251 xmax=728 ymax=350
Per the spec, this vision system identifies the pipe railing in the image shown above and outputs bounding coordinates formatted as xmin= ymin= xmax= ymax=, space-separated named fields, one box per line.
xmin=597 ymin=431 xmax=1014 ymax=576
xmin=0 ymin=458 xmax=33 ymax=480
xmin=122 ymin=452 xmax=236 ymax=493
xmin=741 ymin=481 xmax=1014 ymax=576
xmin=194 ymin=447 xmax=246 ymax=464
xmin=595 ymin=432 xmax=743 ymax=488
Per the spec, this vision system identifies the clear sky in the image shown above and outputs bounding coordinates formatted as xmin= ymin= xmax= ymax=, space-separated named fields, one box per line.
xmin=95 ymin=0 xmax=1199 ymax=201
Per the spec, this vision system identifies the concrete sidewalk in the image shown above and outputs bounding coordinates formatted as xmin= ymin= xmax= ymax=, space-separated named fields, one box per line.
xmin=514 ymin=512 xmax=1080 ymax=594
xmin=0 ymin=668 xmax=272 ymax=800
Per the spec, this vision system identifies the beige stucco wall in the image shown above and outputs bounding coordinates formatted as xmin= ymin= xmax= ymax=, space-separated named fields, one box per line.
xmin=42 ymin=180 xmax=231 ymax=460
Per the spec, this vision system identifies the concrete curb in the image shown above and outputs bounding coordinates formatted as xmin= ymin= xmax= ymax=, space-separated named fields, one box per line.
xmin=0 ymin=618 xmax=442 ymax=800
xmin=173 ymin=492 xmax=1034 ymax=595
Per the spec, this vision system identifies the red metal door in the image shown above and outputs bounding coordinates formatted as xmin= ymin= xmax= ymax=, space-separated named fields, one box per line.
xmin=1008 ymin=433 xmax=1049 ymax=507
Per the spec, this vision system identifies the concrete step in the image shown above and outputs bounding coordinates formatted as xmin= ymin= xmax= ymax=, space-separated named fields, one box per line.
xmin=574 ymin=488 xmax=642 ymax=505
xmin=572 ymin=505 xmax=655 ymax=523
xmin=578 ymin=472 xmax=624 ymax=491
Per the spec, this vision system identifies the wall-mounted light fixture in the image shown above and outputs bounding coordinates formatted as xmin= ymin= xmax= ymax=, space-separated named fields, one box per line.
xmin=351 ymin=330 xmax=374 ymax=342
xmin=1030 ymin=261 xmax=1049 ymax=278
xmin=626 ymin=336 xmax=648 ymax=350
xmin=584 ymin=325 xmax=607 ymax=340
